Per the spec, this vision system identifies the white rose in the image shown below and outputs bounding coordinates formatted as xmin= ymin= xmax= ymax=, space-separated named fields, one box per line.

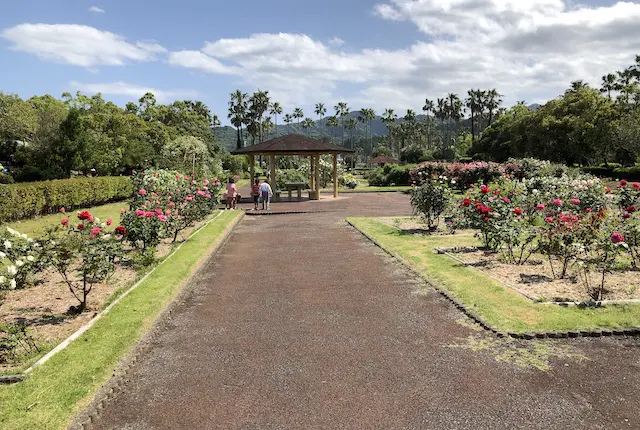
xmin=7 ymin=265 xmax=17 ymax=276
xmin=95 ymin=217 xmax=101 ymax=224
xmin=9 ymin=279 xmax=16 ymax=290
xmin=4 ymin=240 xmax=11 ymax=249
xmin=21 ymin=233 xmax=28 ymax=239
xmin=26 ymin=255 xmax=34 ymax=262
xmin=15 ymin=260 xmax=24 ymax=267
xmin=0 ymin=251 xmax=5 ymax=259
xmin=27 ymin=238 xmax=34 ymax=243
xmin=0 ymin=276 xmax=5 ymax=284
xmin=101 ymin=234 xmax=112 ymax=241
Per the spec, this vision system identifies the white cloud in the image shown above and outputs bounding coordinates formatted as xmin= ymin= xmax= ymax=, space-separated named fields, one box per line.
xmin=328 ymin=37 xmax=345 ymax=47
xmin=166 ymin=1 xmax=640 ymax=113
xmin=69 ymin=81 xmax=200 ymax=103
xmin=1 ymin=24 xmax=165 ymax=67
xmin=89 ymin=6 xmax=105 ymax=13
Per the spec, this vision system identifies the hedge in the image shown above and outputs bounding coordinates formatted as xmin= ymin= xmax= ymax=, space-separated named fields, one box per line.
xmin=582 ymin=166 xmax=640 ymax=181
xmin=0 ymin=176 xmax=133 ymax=222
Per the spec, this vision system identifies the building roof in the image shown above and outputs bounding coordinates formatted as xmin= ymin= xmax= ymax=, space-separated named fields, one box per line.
xmin=368 ymin=155 xmax=399 ymax=165
xmin=230 ymin=134 xmax=355 ymax=155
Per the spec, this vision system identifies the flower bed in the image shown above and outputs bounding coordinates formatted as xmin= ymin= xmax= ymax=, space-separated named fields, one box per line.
xmin=0 ymin=169 xmax=222 ymax=369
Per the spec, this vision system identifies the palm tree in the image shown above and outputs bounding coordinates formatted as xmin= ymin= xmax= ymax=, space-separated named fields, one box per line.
xmin=212 ymin=114 xmax=221 ymax=141
xmin=248 ymin=90 xmax=270 ymax=142
xmin=262 ymin=117 xmax=274 ymax=139
xmin=283 ymin=113 xmax=293 ymax=134
xmin=301 ymin=118 xmax=315 ymax=137
xmin=485 ymin=89 xmax=502 ymax=126
xmin=601 ymin=74 xmax=617 ymax=99
xmin=422 ymin=99 xmax=435 ymax=150
xmin=314 ymin=103 xmax=327 ymax=136
xmin=293 ymin=108 xmax=304 ymax=132
xmin=345 ymin=117 xmax=357 ymax=149
xmin=334 ymin=102 xmax=349 ymax=145
xmin=228 ymin=90 xmax=247 ymax=149
xmin=363 ymin=108 xmax=376 ymax=150
xmin=269 ymin=102 xmax=283 ymax=137
xmin=404 ymin=109 xmax=416 ymax=123
xmin=381 ymin=108 xmax=398 ymax=153
xmin=465 ymin=89 xmax=486 ymax=144
xmin=326 ymin=116 xmax=339 ymax=143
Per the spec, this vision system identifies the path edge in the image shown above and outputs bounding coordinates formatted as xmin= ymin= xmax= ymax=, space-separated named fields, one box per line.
xmin=66 ymin=210 xmax=244 ymax=430
xmin=346 ymin=218 xmax=640 ymax=341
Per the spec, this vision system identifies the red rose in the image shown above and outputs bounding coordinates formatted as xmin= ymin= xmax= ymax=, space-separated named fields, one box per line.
xmin=106 ymin=218 xmax=112 ymax=226
xmin=77 ymin=224 xmax=85 ymax=231
xmin=514 ymin=207 xmax=523 ymax=216
xmin=61 ymin=218 xmax=69 ymax=226
xmin=626 ymin=206 xmax=636 ymax=213
xmin=545 ymin=217 xmax=554 ymax=224
xmin=115 ymin=226 xmax=127 ymax=236
xmin=480 ymin=185 xmax=489 ymax=194
xmin=623 ymin=213 xmax=631 ymax=219
xmin=462 ymin=198 xmax=471 ymax=207
xmin=611 ymin=232 xmax=625 ymax=243
xmin=620 ymin=180 xmax=628 ymax=187
xmin=633 ymin=182 xmax=640 ymax=190
xmin=77 ymin=211 xmax=92 ymax=220
xmin=483 ymin=217 xmax=489 ymax=222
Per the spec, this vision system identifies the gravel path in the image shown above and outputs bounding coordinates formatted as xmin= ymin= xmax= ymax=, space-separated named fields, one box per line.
xmin=84 ymin=193 xmax=640 ymax=430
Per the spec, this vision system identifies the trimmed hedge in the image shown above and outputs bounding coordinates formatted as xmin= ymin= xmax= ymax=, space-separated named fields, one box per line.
xmin=582 ymin=166 xmax=640 ymax=181
xmin=0 ymin=176 xmax=132 ymax=222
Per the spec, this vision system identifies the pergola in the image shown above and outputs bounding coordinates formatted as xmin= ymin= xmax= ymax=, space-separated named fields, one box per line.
xmin=231 ymin=134 xmax=355 ymax=199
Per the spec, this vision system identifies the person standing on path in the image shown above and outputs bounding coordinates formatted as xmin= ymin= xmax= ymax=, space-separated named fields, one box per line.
xmin=259 ymin=180 xmax=273 ymax=210
xmin=251 ymin=179 xmax=261 ymax=211
xmin=226 ymin=178 xmax=237 ymax=210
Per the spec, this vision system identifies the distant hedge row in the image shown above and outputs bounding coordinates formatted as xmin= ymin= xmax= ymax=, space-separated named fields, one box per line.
xmin=0 ymin=176 xmax=133 ymax=222
xmin=582 ymin=166 xmax=640 ymax=181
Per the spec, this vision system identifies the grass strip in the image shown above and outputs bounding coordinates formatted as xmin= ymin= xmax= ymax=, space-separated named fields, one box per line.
xmin=348 ymin=217 xmax=640 ymax=333
xmin=0 ymin=210 xmax=243 ymax=430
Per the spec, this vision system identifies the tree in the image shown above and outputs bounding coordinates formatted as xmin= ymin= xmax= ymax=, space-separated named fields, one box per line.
xmin=334 ymin=102 xmax=349 ymax=145
xmin=228 ymin=90 xmax=247 ymax=149
xmin=601 ymin=74 xmax=617 ymax=99
xmin=314 ymin=103 xmax=327 ymax=136
xmin=162 ymin=135 xmax=210 ymax=177
xmin=248 ymin=90 xmax=270 ymax=143
xmin=485 ymin=89 xmax=503 ymax=126
xmin=269 ymin=102 xmax=282 ymax=138
xmin=283 ymin=113 xmax=293 ymax=134
xmin=326 ymin=116 xmax=339 ymax=143
xmin=381 ymin=108 xmax=397 ymax=154
xmin=301 ymin=118 xmax=315 ymax=136
xmin=293 ymin=108 xmax=304 ymax=132
xmin=345 ymin=117 xmax=357 ymax=149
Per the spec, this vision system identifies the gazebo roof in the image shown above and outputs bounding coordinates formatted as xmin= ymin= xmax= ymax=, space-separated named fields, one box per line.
xmin=368 ymin=155 xmax=399 ymax=165
xmin=230 ymin=134 xmax=355 ymax=155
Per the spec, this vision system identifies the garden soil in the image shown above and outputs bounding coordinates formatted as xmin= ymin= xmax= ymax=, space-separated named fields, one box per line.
xmin=80 ymin=193 xmax=640 ymax=430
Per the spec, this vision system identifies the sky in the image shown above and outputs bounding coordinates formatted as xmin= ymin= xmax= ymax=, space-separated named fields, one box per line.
xmin=1 ymin=0 xmax=640 ymax=124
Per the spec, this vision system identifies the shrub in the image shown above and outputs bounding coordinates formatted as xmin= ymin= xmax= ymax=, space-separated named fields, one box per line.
xmin=339 ymin=174 xmax=358 ymax=189
xmin=0 ymin=227 xmax=45 ymax=290
xmin=42 ymin=211 xmax=124 ymax=313
xmin=276 ymin=169 xmax=307 ymax=191
xmin=0 ymin=323 xmax=38 ymax=364
xmin=368 ymin=164 xmax=412 ymax=186
xmin=411 ymin=180 xmax=448 ymax=230
xmin=0 ymin=176 xmax=132 ymax=223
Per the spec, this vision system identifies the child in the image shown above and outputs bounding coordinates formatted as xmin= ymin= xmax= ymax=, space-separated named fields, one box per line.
xmin=251 ymin=179 xmax=261 ymax=211
xmin=226 ymin=178 xmax=237 ymax=210
xmin=259 ymin=180 xmax=273 ymax=210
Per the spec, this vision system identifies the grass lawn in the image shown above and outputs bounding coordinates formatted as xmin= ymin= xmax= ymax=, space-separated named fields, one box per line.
xmin=4 ymin=202 xmax=126 ymax=238
xmin=0 ymin=210 xmax=243 ymax=430
xmin=348 ymin=217 xmax=640 ymax=333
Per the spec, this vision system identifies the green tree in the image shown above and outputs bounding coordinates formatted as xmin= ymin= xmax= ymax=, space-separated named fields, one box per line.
xmin=228 ymin=90 xmax=247 ymax=149
xmin=269 ymin=102 xmax=282 ymax=138
xmin=293 ymin=108 xmax=304 ymax=132
xmin=301 ymin=118 xmax=315 ymax=136
xmin=314 ymin=103 xmax=327 ymax=136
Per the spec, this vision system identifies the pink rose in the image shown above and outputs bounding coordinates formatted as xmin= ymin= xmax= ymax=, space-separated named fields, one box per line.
xmin=136 ymin=209 xmax=145 ymax=218
xmin=536 ymin=204 xmax=545 ymax=211
xmin=106 ymin=218 xmax=112 ymax=226
xmin=571 ymin=199 xmax=581 ymax=205
xmin=61 ymin=218 xmax=69 ymax=226
xmin=91 ymin=227 xmax=101 ymax=235
xmin=165 ymin=209 xmax=172 ymax=215
xmin=553 ymin=199 xmax=563 ymax=207
xmin=169 ymin=201 xmax=175 ymax=208
xmin=158 ymin=215 xmax=167 ymax=222
xmin=145 ymin=211 xmax=155 ymax=218
xmin=611 ymin=232 xmax=625 ymax=243
xmin=586 ymin=208 xmax=593 ymax=213
xmin=59 ymin=207 xmax=66 ymax=213
xmin=205 ymin=194 xmax=211 ymax=199
xmin=139 ymin=189 xmax=147 ymax=195
xmin=155 ymin=209 xmax=163 ymax=216
xmin=545 ymin=217 xmax=554 ymax=224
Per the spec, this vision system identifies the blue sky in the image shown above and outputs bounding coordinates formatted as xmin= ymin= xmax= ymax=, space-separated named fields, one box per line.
xmin=1 ymin=0 xmax=639 ymax=124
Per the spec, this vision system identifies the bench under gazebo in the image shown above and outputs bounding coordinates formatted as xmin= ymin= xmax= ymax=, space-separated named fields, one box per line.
xmin=231 ymin=134 xmax=355 ymax=200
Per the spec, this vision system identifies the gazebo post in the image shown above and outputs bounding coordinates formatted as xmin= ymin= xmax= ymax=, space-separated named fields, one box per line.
xmin=314 ymin=154 xmax=320 ymax=198
xmin=249 ymin=154 xmax=255 ymax=184
xmin=310 ymin=155 xmax=315 ymax=190
xmin=333 ymin=154 xmax=338 ymax=198
xmin=270 ymin=154 xmax=277 ymax=201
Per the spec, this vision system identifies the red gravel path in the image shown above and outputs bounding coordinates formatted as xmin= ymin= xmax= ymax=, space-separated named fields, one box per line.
xmin=84 ymin=193 xmax=640 ymax=429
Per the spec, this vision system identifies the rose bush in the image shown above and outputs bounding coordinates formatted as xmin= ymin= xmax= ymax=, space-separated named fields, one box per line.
xmin=0 ymin=227 xmax=45 ymax=290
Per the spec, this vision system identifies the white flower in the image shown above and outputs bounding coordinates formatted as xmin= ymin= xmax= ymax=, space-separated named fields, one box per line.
xmin=50 ymin=240 xmax=56 ymax=246
xmin=9 ymin=279 xmax=16 ymax=290
xmin=95 ymin=217 xmax=101 ymax=224
xmin=4 ymin=240 xmax=11 ymax=249
xmin=101 ymin=223 xmax=106 ymax=229
xmin=451 ymin=179 xmax=457 ymax=184
xmin=27 ymin=238 xmax=34 ymax=243
xmin=21 ymin=233 xmax=27 ymax=239
xmin=7 ymin=265 xmax=17 ymax=276
xmin=101 ymin=234 xmax=112 ymax=241
xmin=15 ymin=260 xmax=24 ymax=267
xmin=6 ymin=227 xmax=19 ymax=236
xmin=0 ymin=276 xmax=5 ymax=285
xmin=0 ymin=251 xmax=5 ymax=259
xmin=26 ymin=255 xmax=34 ymax=262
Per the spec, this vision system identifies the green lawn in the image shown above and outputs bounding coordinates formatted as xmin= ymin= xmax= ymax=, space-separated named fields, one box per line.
xmin=0 ymin=210 xmax=243 ymax=430
xmin=320 ymin=179 xmax=411 ymax=194
xmin=4 ymin=202 xmax=126 ymax=238
xmin=348 ymin=217 xmax=640 ymax=334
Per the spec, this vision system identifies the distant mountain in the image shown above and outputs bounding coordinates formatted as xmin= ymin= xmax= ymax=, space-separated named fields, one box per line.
xmin=527 ymin=103 xmax=541 ymax=110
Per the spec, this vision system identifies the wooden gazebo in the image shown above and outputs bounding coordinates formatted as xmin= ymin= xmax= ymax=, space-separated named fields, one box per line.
xmin=231 ymin=134 xmax=354 ymax=199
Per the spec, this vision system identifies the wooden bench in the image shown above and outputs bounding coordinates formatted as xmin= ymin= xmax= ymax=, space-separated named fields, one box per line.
xmin=283 ymin=182 xmax=308 ymax=201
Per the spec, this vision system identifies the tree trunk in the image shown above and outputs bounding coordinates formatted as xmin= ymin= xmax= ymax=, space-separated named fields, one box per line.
xmin=470 ymin=111 xmax=475 ymax=143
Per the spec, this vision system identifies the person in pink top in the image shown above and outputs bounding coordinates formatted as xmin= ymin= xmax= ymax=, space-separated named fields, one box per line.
xmin=226 ymin=177 xmax=237 ymax=210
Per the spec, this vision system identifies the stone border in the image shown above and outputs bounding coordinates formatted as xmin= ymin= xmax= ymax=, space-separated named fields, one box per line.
xmin=245 ymin=210 xmax=335 ymax=216
xmin=69 ymin=210 xmax=244 ymax=429
xmin=346 ymin=219 xmax=640 ymax=341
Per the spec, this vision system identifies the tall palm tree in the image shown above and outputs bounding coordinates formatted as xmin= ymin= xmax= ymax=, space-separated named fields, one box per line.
xmin=261 ymin=117 xmax=274 ymax=140
xmin=422 ymin=98 xmax=435 ymax=150
xmin=404 ymin=109 xmax=416 ymax=123
xmin=345 ymin=117 xmax=357 ymax=149
xmin=228 ymin=90 xmax=247 ymax=149
xmin=334 ymin=102 xmax=349 ymax=145
xmin=248 ymin=90 xmax=270 ymax=143
xmin=381 ymin=108 xmax=398 ymax=153
xmin=269 ymin=102 xmax=283 ymax=137
xmin=485 ymin=89 xmax=502 ymax=126
xmin=363 ymin=108 xmax=376 ymax=150
xmin=466 ymin=89 xmax=486 ymax=144
xmin=326 ymin=116 xmax=339 ymax=143
xmin=314 ymin=103 xmax=327 ymax=136
xmin=283 ymin=113 xmax=293 ymax=134
xmin=301 ymin=118 xmax=315 ymax=137
xmin=293 ymin=108 xmax=304 ymax=132
xmin=212 ymin=114 xmax=221 ymax=141
xmin=601 ymin=74 xmax=617 ymax=99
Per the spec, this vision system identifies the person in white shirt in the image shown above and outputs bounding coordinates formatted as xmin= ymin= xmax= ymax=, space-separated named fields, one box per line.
xmin=259 ymin=180 xmax=273 ymax=210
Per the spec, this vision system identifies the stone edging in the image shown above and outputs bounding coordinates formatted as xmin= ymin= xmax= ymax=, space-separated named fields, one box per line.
xmin=69 ymin=210 xmax=244 ymax=429
xmin=245 ymin=210 xmax=335 ymax=216
xmin=346 ymin=219 xmax=640 ymax=341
